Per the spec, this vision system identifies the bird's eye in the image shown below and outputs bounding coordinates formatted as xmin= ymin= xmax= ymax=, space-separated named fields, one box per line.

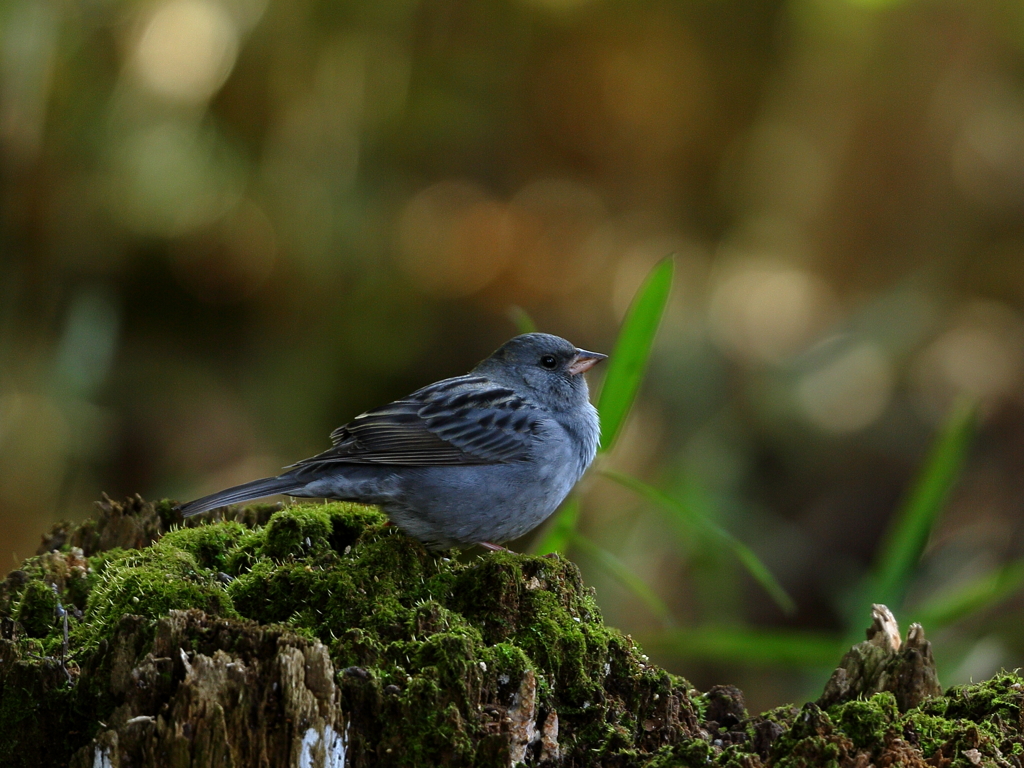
xmin=539 ymin=355 xmax=558 ymax=370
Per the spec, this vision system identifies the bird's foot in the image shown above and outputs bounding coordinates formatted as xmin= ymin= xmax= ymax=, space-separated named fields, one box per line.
xmin=478 ymin=541 xmax=511 ymax=552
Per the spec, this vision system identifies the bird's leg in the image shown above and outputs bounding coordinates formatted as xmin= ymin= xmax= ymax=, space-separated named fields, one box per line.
xmin=478 ymin=541 xmax=511 ymax=552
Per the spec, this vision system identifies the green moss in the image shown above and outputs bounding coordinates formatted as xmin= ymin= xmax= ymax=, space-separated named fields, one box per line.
xmin=196 ymin=503 xmax=693 ymax=762
xmin=5 ymin=497 xmax=1024 ymax=768
xmin=644 ymin=738 xmax=720 ymax=768
xmin=901 ymin=710 xmax=959 ymax=756
xmin=325 ymin=502 xmax=389 ymax=551
xmin=768 ymin=703 xmax=851 ymax=768
xmin=222 ymin=526 xmax=266 ymax=574
xmin=2 ymin=548 xmax=90 ymax=622
xmin=828 ymin=692 xmax=898 ymax=752
xmin=260 ymin=504 xmax=333 ymax=560
xmin=14 ymin=580 xmax=59 ymax=638
xmin=926 ymin=672 xmax=1024 ymax=726
xmin=78 ymin=542 xmax=237 ymax=649
xmin=245 ymin=501 xmax=386 ymax=563
xmin=159 ymin=521 xmax=249 ymax=571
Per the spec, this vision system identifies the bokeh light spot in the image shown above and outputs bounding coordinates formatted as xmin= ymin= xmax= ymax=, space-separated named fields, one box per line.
xmin=797 ymin=342 xmax=894 ymax=433
xmin=133 ymin=0 xmax=239 ymax=104
xmin=52 ymin=287 xmax=121 ymax=398
xmin=398 ymin=180 xmax=513 ymax=297
xmin=709 ymin=261 xmax=834 ymax=365
xmin=952 ymin=96 xmax=1024 ymax=211
xmin=110 ymin=121 xmax=246 ymax=235
xmin=507 ymin=179 xmax=610 ymax=298
xmin=913 ymin=301 xmax=1024 ymax=420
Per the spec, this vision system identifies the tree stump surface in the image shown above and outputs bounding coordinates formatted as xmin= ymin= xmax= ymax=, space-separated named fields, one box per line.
xmin=1 ymin=496 xmax=1021 ymax=767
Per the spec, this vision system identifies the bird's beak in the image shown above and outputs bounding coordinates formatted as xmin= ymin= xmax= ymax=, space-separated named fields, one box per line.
xmin=568 ymin=349 xmax=607 ymax=375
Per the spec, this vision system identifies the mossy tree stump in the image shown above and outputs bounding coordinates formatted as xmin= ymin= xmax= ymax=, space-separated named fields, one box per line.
xmin=1 ymin=497 xmax=1022 ymax=767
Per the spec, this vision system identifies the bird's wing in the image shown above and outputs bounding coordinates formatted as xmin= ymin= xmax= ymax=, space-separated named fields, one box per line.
xmin=293 ymin=376 xmax=540 ymax=467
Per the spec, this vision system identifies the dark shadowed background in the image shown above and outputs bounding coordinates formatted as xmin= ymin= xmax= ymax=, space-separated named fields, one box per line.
xmin=3 ymin=0 xmax=1024 ymax=712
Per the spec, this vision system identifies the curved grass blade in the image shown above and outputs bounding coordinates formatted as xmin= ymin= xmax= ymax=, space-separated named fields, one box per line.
xmin=531 ymin=259 xmax=673 ymax=553
xmin=911 ymin=559 xmax=1024 ymax=630
xmin=604 ymin=469 xmax=796 ymax=615
xmin=508 ymin=306 xmax=538 ymax=335
xmin=570 ymin=531 xmax=675 ymax=628
xmin=869 ymin=400 xmax=977 ymax=612
xmin=530 ymin=497 xmax=579 ymax=555
xmin=597 ymin=257 xmax=674 ymax=454
xmin=641 ymin=626 xmax=842 ymax=667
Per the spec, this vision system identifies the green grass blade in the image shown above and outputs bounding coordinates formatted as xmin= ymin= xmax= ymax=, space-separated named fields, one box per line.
xmin=604 ymin=469 xmax=796 ymax=615
xmin=530 ymin=497 xmax=579 ymax=555
xmin=529 ymin=260 xmax=672 ymax=552
xmin=641 ymin=626 xmax=843 ymax=667
xmin=911 ymin=559 xmax=1024 ymax=630
xmin=870 ymin=400 xmax=977 ymax=611
xmin=597 ymin=257 xmax=674 ymax=453
xmin=729 ymin=539 xmax=798 ymax=618
xmin=570 ymin=532 xmax=675 ymax=627
xmin=507 ymin=306 xmax=537 ymax=334
xmin=605 ymin=469 xmax=703 ymax=531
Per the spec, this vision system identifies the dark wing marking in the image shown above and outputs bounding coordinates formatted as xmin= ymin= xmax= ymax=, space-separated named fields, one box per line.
xmin=293 ymin=375 xmax=539 ymax=468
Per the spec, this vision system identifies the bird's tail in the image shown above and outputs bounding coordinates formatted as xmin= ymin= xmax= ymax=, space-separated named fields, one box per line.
xmin=176 ymin=474 xmax=304 ymax=518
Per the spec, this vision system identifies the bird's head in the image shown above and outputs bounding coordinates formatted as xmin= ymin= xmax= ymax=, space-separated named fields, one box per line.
xmin=474 ymin=333 xmax=606 ymax=410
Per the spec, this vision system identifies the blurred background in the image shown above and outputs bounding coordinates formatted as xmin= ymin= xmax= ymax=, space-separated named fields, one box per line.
xmin=3 ymin=0 xmax=1024 ymax=712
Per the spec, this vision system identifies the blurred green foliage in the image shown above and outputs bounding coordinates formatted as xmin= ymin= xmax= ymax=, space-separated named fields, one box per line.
xmin=539 ymin=264 xmax=997 ymax=704
xmin=633 ymin=396 xmax=983 ymax=685
xmin=597 ymin=257 xmax=675 ymax=454
xmin=4 ymin=0 xmax=1024 ymax=711
xmin=865 ymin=400 xmax=978 ymax=626
xmin=532 ymin=255 xmax=672 ymax=555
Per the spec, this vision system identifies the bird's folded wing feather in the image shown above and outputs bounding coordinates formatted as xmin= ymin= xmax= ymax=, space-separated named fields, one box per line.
xmin=293 ymin=376 xmax=540 ymax=467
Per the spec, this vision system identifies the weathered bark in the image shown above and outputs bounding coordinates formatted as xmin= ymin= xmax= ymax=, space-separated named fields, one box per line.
xmin=1 ymin=497 xmax=1021 ymax=767
xmin=817 ymin=604 xmax=942 ymax=712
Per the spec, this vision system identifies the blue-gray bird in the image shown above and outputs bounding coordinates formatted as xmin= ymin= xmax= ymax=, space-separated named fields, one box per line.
xmin=177 ymin=333 xmax=606 ymax=549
